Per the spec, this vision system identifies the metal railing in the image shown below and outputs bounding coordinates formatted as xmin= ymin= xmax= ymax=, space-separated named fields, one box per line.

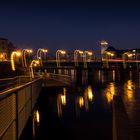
xmin=0 ymin=78 xmax=42 ymax=140
xmin=0 ymin=76 xmax=40 ymax=92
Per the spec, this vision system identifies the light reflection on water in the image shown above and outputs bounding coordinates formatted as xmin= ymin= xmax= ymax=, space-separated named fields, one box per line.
xmin=32 ymin=110 xmax=40 ymax=138
xmin=124 ymin=80 xmax=135 ymax=102
xmin=57 ymin=88 xmax=67 ymax=117
xmin=21 ymin=69 xmax=140 ymax=140
xmin=104 ymin=82 xmax=117 ymax=104
xmin=57 ymin=86 xmax=94 ymax=117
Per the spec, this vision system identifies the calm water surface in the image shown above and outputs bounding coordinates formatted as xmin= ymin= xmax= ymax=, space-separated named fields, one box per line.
xmin=20 ymin=69 xmax=140 ymax=140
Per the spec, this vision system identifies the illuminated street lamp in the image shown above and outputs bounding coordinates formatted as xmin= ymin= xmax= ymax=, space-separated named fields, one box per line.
xmin=37 ymin=48 xmax=48 ymax=66
xmin=122 ymin=52 xmax=134 ymax=69
xmin=74 ymin=50 xmax=83 ymax=67
xmin=83 ymin=51 xmax=93 ymax=68
xmin=11 ymin=51 xmax=21 ymax=71
xmin=56 ymin=50 xmax=66 ymax=67
xmin=22 ymin=49 xmax=32 ymax=68
xmin=103 ymin=51 xmax=115 ymax=68
xmin=29 ymin=60 xmax=39 ymax=78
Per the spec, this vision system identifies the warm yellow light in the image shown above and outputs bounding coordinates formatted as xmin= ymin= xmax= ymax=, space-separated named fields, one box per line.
xmin=29 ymin=60 xmax=40 ymax=78
xmin=100 ymin=40 xmax=108 ymax=46
xmin=36 ymin=110 xmax=40 ymax=123
xmin=0 ymin=54 xmax=4 ymax=59
xmin=79 ymin=51 xmax=83 ymax=54
xmin=11 ymin=51 xmax=21 ymax=71
xmin=35 ymin=60 xmax=39 ymax=64
xmin=106 ymin=52 xmax=114 ymax=56
xmin=127 ymin=54 xmax=133 ymax=57
xmin=61 ymin=95 xmax=66 ymax=105
xmin=60 ymin=50 xmax=66 ymax=54
xmin=27 ymin=49 xmax=33 ymax=53
xmin=79 ymin=96 xmax=84 ymax=107
xmin=16 ymin=52 xmax=21 ymax=56
xmin=87 ymin=86 xmax=94 ymax=101
xmin=124 ymin=80 xmax=135 ymax=101
xmin=88 ymin=52 xmax=93 ymax=56
xmin=110 ymin=53 xmax=114 ymax=56
xmin=105 ymin=83 xmax=116 ymax=103
xmin=42 ymin=49 xmax=48 ymax=53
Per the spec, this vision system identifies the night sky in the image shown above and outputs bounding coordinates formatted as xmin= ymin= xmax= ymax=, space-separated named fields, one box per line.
xmin=0 ymin=0 xmax=140 ymax=54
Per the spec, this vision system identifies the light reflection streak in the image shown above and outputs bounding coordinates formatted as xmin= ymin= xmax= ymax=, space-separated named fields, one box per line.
xmin=104 ymin=82 xmax=116 ymax=103
xmin=113 ymin=70 xmax=115 ymax=81
xmin=98 ymin=70 xmax=101 ymax=81
xmin=57 ymin=88 xmax=67 ymax=117
xmin=79 ymin=96 xmax=84 ymax=108
xmin=75 ymin=96 xmax=84 ymax=117
xmin=32 ymin=110 xmax=40 ymax=138
xmin=129 ymin=71 xmax=132 ymax=80
xmin=84 ymin=85 xmax=94 ymax=111
xmin=75 ymin=85 xmax=94 ymax=116
xmin=124 ymin=80 xmax=135 ymax=102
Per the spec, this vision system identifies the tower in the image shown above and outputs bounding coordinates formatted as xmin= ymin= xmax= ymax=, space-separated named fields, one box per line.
xmin=100 ymin=40 xmax=109 ymax=60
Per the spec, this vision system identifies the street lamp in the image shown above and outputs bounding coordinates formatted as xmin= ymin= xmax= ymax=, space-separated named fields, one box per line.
xmin=103 ymin=51 xmax=115 ymax=68
xmin=22 ymin=49 xmax=33 ymax=68
xmin=29 ymin=60 xmax=39 ymax=79
xmin=56 ymin=50 xmax=66 ymax=67
xmin=83 ymin=51 xmax=93 ymax=68
xmin=11 ymin=51 xmax=21 ymax=71
xmin=74 ymin=50 xmax=83 ymax=67
xmin=122 ymin=52 xmax=134 ymax=69
xmin=37 ymin=48 xmax=48 ymax=66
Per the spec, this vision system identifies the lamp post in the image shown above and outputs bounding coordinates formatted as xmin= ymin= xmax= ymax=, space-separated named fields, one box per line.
xmin=11 ymin=51 xmax=21 ymax=71
xmin=74 ymin=50 xmax=83 ymax=67
xmin=122 ymin=52 xmax=134 ymax=69
xmin=104 ymin=51 xmax=114 ymax=68
xmin=56 ymin=50 xmax=66 ymax=67
xmin=37 ymin=48 xmax=48 ymax=66
xmin=83 ymin=51 xmax=93 ymax=68
xmin=29 ymin=60 xmax=39 ymax=79
xmin=22 ymin=49 xmax=32 ymax=68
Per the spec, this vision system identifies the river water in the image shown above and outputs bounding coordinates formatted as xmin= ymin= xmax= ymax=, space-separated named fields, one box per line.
xmin=20 ymin=69 xmax=140 ymax=140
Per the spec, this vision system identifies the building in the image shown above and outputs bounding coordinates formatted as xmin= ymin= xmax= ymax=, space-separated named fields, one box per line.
xmin=0 ymin=38 xmax=16 ymax=61
xmin=104 ymin=45 xmax=140 ymax=59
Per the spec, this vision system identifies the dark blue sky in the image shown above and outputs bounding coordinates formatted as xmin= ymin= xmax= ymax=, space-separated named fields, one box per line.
xmin=0 ymin=0 xmax=140 ymax=53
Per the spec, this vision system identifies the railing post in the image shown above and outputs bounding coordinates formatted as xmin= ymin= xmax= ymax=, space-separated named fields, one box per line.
xmin=15 ymin=91 xmax=19 ymax=140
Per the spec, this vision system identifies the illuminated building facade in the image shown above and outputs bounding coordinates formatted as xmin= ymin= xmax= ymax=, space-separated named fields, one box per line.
xmin=0 ymin=38 xmax=16 ymax=61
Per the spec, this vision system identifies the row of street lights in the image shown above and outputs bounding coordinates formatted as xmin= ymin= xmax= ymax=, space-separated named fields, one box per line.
xmin=10 ymin=49 xmax=93 ymax=79
xmin=103 ymin=50 xmax=140 ymax=69
xmin=11 ymin=48 xmax=48 ymax=79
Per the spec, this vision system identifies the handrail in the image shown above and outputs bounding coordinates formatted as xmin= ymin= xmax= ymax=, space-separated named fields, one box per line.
xmin=0 ymin=75 xmax=41 ymax=91
xmin=0 ymin=77 xmax=43 ymax=140
xmin=0 ymin=77 xmax=42 ymax=101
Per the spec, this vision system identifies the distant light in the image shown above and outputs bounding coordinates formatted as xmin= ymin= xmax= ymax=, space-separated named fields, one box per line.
xmin=132 ymin=50 xmax=136 ymax=53
xmin=100 ymin=40 xmax=108 ymax=46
